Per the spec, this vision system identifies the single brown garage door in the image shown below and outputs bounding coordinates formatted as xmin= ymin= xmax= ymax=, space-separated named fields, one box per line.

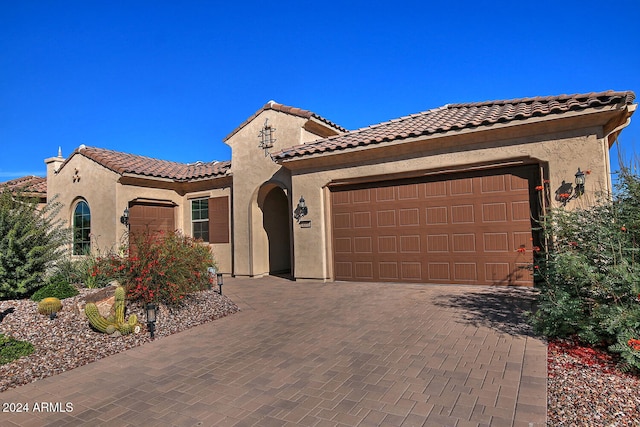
xmin=128 ymin=203 xmax=175 ymax=238
xmin=331 ymin=166 xmax=539 ymax=286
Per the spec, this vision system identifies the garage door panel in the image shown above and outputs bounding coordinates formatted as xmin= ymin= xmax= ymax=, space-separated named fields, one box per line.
xmin=428 ymin=263 xmax=450 ymax=281
xmin=402 ymin=262 xmax=423 ymax=280
xmin=398 ymin=184 xmax=419 ymax=200
xmin=352 ymin=189 xmax=371 ymax=203
xmin=379 ymin=262 xmax=399 ymax=280
xmin=377 ymin=210 xmax=396 ymax=227
xmin=378 ymin=235 xmax=398 ymax=253
xmin=452 ymin=233 xmax=475 ymax=252
xmin=425 ymin=181 xmax=447 ymax=197
xmin=426 ymin=206 xmax=448 ymax=224
xmin=399 ymin=208 xmax=420 ymax=226
xmin=454 ymin=263 xmax=478 ymax=281
xmin=451 ymin=205 xmax=475 ymax=223
xmin=354 ymin=237 xmax=373 ymax=253
xmin=427 ymin=234 xmax=449 ymax=252
xmin=482 ymin=203 xmax=508 ymax=222
xmin=450 ymin=178 xmax=474 ymax=195
xmin=399 ymin=235 xmax=421 ymax=253
xmin=376 ymin=187 xmax=395 ymax=201
xmin=331 ymin=166 xmax=537 ymax=285
xmin=481 ymin=175 xmax=506 ymax=192
xmin=353 ymin=212 xmax=372 ymax=228
xmin=511 ymin=201 xmax=531 ymax=221
xmin=483 ymin=233 xmax=509 ymax=252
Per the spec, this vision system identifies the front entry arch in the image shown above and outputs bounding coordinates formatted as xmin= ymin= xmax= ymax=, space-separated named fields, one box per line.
xmin=262 ymin=186 xmax=291 ymax=275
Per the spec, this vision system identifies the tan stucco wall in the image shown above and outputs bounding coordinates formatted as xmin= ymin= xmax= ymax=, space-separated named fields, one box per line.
xmin=286 ymin=123 xmax=613 ymax=281
xmin=46 ymin=152 xmax=233 ymax=273
xmin=47 ymin=154 xmax=122 ymax=255
xmin=225 ymin=109 xmax=325 ymax=277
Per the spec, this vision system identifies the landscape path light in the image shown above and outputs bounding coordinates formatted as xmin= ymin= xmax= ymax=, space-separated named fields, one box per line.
xmin=146 ymin=302 xmax=157 ymax=339
xmin=217 ymin=273 xmax=223 ymax=295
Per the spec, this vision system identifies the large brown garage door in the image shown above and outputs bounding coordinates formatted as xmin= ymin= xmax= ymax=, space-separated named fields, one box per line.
xmin=331 ymin=166 xmax=539 ymax=286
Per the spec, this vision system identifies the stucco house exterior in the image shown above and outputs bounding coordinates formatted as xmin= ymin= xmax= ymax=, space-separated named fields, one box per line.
xmin=8 ymin=90 xmax=636 ymax=286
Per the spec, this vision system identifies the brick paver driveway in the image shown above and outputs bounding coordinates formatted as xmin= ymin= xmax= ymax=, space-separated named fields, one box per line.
xmin=1 ymin=277 xmax=546 ymax=426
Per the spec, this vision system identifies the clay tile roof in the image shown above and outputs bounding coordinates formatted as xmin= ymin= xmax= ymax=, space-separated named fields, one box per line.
xmin=223 ymin=100 xmax=347 ymax=142
xmin=61 ymin=146 xmax=230 ymax=182
xmin=272 ymin=90 xmax=636 ymax=161
xmin=0 ymin=175 xmax=47 ymax=195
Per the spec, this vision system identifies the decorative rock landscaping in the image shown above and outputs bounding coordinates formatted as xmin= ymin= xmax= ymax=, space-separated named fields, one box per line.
xmin=0 ymin=287 xmax=239 ymax=392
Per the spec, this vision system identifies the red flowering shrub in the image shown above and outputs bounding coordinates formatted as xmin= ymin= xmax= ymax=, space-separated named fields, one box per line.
xmin=532 ymin=163 xmax=640 ymax=372
xmin=97 ymin=231 xmax=216 ymax=304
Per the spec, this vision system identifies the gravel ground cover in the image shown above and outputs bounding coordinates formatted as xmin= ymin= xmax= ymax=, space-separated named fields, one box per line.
xmin=547 ymin=338 xmax=640 ymax=426
xmin=0 ymin=288 xmax=239 ymax=393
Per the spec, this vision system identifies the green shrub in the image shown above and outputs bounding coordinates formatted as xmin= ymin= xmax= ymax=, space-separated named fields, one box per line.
xmin=96 ymin=230 xmax=216 ymax=304
xmin=48 ymin=256 xmax=111 ymax=289
xmin=30 ymin=274 xmax=79 ymax=301
xmin=0 ymin=333 xmax=34 ymax=364
xmin=531 ymin=163 xmax=640 ymax=371
xmin=0 ymin=190 xmax=68 ymax=299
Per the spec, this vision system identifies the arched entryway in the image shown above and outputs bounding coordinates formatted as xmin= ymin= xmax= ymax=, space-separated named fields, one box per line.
xmin=262 ymin=186 xmax=291 ymax=275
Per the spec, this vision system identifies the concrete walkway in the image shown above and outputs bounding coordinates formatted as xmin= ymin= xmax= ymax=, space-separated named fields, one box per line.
xmin=1 ymin=277 xmax=546 ymax=426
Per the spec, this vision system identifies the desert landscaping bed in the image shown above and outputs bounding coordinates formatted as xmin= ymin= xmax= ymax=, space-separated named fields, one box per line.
xmin=0 ymin=288 xmax=239 ymax=393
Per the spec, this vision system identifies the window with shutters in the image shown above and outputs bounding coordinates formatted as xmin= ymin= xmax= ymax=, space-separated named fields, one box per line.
xmin=191 ymin=198 xmax=209 ymax=242
xmin=191 ymin=196 xmax=230 ymax=244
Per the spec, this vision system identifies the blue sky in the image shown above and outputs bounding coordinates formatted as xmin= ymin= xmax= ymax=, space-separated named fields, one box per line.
xmin=1 ymin=1 xmax=639 ymax=180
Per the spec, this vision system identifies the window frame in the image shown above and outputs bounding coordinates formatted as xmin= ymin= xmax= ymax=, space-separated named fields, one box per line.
xmin=191 ymin=197 xmax=210 ymax=242
xmin=72 ymin=200 xmax=91 ymax=255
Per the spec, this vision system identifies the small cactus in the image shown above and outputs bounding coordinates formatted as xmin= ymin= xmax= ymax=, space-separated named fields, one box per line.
xmin=84 ymin=286 xmax=140 ymax=336
xmin=38 ymin=297 xmax=62 ymax=316
xmin=85 ymin=303 xmax=112 ymax=333
xmin=128 ymin=314 xmax=138 ymax=326
xmin=118 ymin=323 xmax=133 ymax=335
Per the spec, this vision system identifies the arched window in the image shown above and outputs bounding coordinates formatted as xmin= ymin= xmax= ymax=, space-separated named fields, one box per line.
xmin=73 ymin=200 xmax=91 ymax=255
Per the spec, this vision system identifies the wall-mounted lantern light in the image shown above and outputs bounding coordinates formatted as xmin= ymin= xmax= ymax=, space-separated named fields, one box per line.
xmin=556 ymin=168 xmax=588 ymax=206
xmin=258 ymin=118 xmax=276 ymax=156
xmin=293 ymin=196 xmax=308 ymax=223
xmin=216 ymin=273 xmax=223 ymax=295
xmin=146 ymin=302 xmax=157 ymax=339
xmin=120 ymin=207 xmax=130 ymax=226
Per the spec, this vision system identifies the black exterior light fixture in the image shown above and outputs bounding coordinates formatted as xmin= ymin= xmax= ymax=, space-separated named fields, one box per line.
xmin=574 ymin=168 xmax=586 ymax=197
xmin=120 ymin=207 xmax=130 ymax=227
xmin=146 ymin=303 xmax=157 ymax=339
xmin=293 ymin=196 xmax=308 ymax=223
xmin=216 ymin=273 xmax=223 ymax=295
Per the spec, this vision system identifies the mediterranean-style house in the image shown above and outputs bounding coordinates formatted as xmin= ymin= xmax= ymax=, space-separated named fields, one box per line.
xmin=5 ymin=90 xmax=637 ymax=286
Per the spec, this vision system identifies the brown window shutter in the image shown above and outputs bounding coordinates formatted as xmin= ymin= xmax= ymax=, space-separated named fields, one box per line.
xmin=208 ymin=196 xmax=230 ymax=244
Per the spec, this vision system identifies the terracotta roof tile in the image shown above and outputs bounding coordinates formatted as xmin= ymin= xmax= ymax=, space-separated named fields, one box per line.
xmin=272 ymin=90 xmax=636 ymax=161
xmin=223 ymin=101 xmax=346 ymax=142
xmin=60 ymin=146 xmax=230 ymax=181
xmin=0 ymin=176 xmax=47 ymax=195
